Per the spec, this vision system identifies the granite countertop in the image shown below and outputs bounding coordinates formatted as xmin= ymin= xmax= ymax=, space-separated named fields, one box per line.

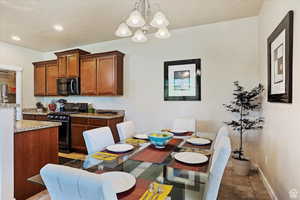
xmin=23 ymin=108 xmax=125 ymax=119
xmin=23 ymin=108 xmax=48 ymax=115
xmin=15 ymin=120 xmax=61 ymax=133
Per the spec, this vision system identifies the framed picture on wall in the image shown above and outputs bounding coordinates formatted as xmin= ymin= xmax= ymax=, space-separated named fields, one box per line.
xmin=164 ymin=59 xmax=201 ymax=101
xmin=267 ymin=10 xmax=294 ymax=103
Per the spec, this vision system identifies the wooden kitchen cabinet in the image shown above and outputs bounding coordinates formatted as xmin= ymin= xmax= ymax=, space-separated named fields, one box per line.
xmin=58 ymin=56 xmax=67 ymax=77
xmin=55 ymin=49 xmax=90 ymax=78
xmin=80 ymin=57 xmax=97 ymax=95
xmin=71 ymin=116 xmax=124 ymax=153
xmin=46 ymin=61 xmax=59 ymax=95
xmin=33 ymin=60 xmax=58 ymax=96
xmin=14 ymin=127 xmax=59 ymax=200
xmin=71 ymin=123 xmax=87 ymax=153
xmin=80 ymin=51 xmax=124 ymax=96
xmin=33 ymin=64 xmax=46 ymax=96
xmin=33 ymin=49 xmax=124 ymax=97
xmin=97 ymin=56 xmax=115 ymax=95
xmin=23 ymin=114 xmax=48 ymax=121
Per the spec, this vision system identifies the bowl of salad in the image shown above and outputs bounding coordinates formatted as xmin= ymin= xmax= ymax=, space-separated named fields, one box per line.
xmin=148 ymin=132 xmax=174 ymax=149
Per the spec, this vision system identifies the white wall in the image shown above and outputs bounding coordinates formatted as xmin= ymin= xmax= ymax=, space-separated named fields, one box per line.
xmin=255 ymin=0 xmax=300 ymax=199
xmin=39 ymin=17 xmax=259 ymax=133
xmin=0 ymin=41 xmax=43 ymax=108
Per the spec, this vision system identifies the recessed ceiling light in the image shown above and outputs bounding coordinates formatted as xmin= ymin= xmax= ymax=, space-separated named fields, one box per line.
xmin=11 ymin=35 xmax=21 ymax=41
xmin=53 ymin=24 xmax=64 ymax=32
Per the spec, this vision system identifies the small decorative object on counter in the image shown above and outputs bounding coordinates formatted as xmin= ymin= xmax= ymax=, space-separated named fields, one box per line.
xmin=36 ymin=102 xmax=47 ymax=112
xmin=57 ymin=99 xmax=67 ymax=112
xmin=88 ymin=104 xmax=95 ymax=113
xmin=48 ymin=100 xmax=57 ymax=112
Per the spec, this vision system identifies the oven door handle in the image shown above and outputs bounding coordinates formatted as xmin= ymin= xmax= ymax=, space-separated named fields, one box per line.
xmin=70 ymin=79 xmax=74 ymax=94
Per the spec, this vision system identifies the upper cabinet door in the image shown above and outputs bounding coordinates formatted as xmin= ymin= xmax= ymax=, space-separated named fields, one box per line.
xmin=97 ymin=56 xmax=116 ymax=95
xmin=58 ymin=56 xmax=67 ymax=78
xmin=46 ymin=62 xmax=59 ymax=96
xmin=67 ymin=54 xmax=79 ymax=78
xmin=34 ymin=64 xmax=46 ymax=96
xmin=80 ymin=58 xmax=97 ymax=95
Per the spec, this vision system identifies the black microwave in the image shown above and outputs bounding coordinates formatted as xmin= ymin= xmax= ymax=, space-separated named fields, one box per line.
xmin=57 ymin=77 xmax=80 ymax=96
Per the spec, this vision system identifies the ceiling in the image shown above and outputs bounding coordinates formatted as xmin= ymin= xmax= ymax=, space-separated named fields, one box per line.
xmin=0 ymin=0 xmax=263 ymax=52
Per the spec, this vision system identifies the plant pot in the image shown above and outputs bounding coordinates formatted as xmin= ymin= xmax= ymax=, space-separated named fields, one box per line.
xmin=233 ymin=158 xmax=250 ymax=176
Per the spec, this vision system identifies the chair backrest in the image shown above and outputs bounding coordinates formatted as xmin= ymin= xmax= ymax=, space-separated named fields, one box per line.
xmin=203 ymin=137 xmax=231 ymax=200
xmin=213 ymin=126 xmax=229 ymax=151
xmin=173 ymin=118 xmax=196 ymax=132
xmin=40 ymin=164 xmax=117 ymax=200
xmin=83 ymin=127 xmax=115 ymax=155
xmin=117 ymin=121 xmax=136 ymax=141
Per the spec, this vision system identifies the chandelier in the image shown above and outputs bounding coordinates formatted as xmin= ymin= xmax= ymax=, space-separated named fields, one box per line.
xmin=115 ymin=0 xmax=171 ymax=42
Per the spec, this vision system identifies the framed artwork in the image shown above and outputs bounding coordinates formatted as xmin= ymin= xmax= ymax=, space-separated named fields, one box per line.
xmin=164 ymin=59 xmax=201 ymax=101
xmin=267 ymin=11 xmax=294 ymax=103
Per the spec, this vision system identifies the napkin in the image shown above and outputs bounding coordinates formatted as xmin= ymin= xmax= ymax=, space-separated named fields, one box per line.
xmin=92 ymin=152 xmax=119 ymax=161
xmin=139 ymin=182 xmax=173 ymax=200
xmin=126 ymin=138 xmax=147 ymax=145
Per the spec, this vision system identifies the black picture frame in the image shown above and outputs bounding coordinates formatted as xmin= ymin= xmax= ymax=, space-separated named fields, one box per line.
xmin=164 ymin=59 xmax=201 ymax=101
xmin=267 ymin=11 xmax=294 ymax=103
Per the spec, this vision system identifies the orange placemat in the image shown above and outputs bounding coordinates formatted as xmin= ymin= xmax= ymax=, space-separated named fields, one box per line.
xmin=130 ymin=139 xmax=183 ymax=164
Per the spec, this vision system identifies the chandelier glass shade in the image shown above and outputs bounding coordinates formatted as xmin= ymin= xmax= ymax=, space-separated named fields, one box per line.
xmin=115 ymin=0 xmax=171 ymax=42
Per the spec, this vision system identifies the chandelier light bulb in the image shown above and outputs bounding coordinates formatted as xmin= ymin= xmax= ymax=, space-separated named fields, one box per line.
xmin=115 ymin=23 xmax=132 ymax=37
xmin=132 ymin=29 xmax=148 ymax=43
xmin=115 ymin=0 xmax=171 ymax=42
xmin=150 ymin=11 xmax=170 ymax=28
xmin=126 ymin=10 xmax=146 ymax=28
xmin=155 ymin=27 xmax=171 ymax=39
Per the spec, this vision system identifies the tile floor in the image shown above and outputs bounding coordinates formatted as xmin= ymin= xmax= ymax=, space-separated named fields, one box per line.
xmin=218 ymin=161 xmax=270 ymax=200
xmin=28 ymin=157 xmax=271 ymax=200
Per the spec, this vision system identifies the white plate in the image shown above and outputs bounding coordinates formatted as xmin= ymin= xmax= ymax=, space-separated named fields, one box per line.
xmin=186 ymin=138 xmax=211 ymax=145
xmin=169 ymin=129 xmax=188 ymax=134
xmin=174 ymin=152 xmax=208 ymax=165
xmin=100 ymin=171 xmax=136 ymax=194
xmin=134 ymin=134 xmax=148 ymax=140
xmin=106 ymin=144 xmax=134 ymax=153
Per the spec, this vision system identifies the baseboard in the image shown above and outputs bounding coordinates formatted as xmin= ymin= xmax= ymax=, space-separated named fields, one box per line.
xmin=256 ymin=166 xmax=278 ymax=200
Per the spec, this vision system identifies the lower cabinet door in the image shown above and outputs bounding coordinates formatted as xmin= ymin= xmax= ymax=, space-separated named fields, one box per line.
xmin=71 ymin=124 xmax=87 ymax=153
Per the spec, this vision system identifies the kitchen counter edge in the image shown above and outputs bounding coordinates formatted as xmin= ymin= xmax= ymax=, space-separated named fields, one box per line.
xmin=15 ymin=120 xmax=61 ymax=134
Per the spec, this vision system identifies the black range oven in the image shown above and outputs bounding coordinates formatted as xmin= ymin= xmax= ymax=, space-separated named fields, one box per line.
xmin=47 ymin=112 xmax=72 ymax=153
xmin=47 ymin=103 xmax=88 ymax=153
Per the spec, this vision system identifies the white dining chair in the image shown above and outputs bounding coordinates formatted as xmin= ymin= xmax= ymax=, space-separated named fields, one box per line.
xmin=83 ymin=127 xmax=115 ymax=155
xmin=213 ymin=125 xmax=230 ymax=151
xmin=173 ymin=118 xmax=196 ymax=132
xmin=202 ymin=137 xmax=231 ymax=200
xmin=117 ymin=121 xmax=136 ymax=141
xmin=40 ymin=164 xmax=117 ymax=200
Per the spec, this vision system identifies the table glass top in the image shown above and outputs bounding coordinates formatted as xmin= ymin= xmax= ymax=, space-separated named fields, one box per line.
xmin=28 ymin=132 xmax=216 ymax=200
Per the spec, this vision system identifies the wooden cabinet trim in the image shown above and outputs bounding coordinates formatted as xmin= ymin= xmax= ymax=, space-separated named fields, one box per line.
xmin=54 ymin=48 xmax=90 ymax=57
xmin=80 ymin=51 xmax=124 ymax=59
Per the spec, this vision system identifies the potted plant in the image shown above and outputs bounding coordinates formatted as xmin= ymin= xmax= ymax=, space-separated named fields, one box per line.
xmin=224 ymin=81 xmax=264 ymax=176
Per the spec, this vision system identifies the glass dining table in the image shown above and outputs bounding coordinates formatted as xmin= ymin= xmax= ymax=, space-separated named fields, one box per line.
xmin=28 ymin=132 xmax=216 ymax=200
